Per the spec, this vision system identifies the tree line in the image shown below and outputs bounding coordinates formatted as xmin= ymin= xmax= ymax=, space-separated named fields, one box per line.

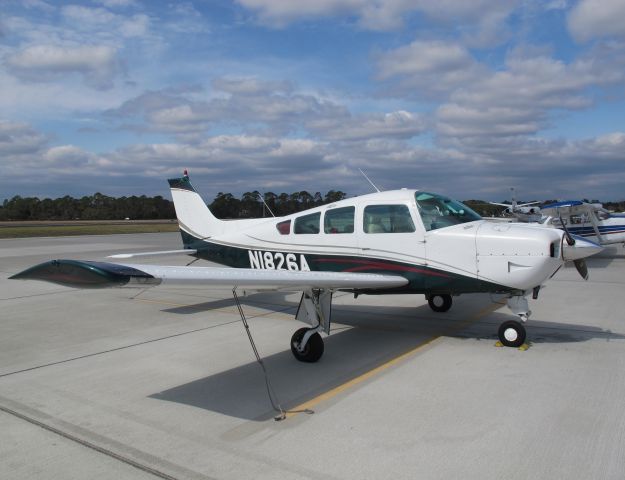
xmin=0 ymin=190 xmax=348 ymax=221
xmin=1 ymin=192 xmax=622 ymax=221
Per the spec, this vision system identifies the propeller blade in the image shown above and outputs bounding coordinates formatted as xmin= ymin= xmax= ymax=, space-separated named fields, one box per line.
xmin=558 ymin=212 xmax=575 ymax=246
xmin=574 ymin=259 xmax=589 ymax=280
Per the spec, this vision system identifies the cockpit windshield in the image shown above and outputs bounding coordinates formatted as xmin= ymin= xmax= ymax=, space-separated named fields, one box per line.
xmin=415 ymin=192 xmax=481 ymax=231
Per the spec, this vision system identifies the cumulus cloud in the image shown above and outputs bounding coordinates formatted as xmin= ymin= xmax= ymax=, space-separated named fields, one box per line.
xmin=106 ymin=79 xmax=427 ymax=146
xmin=236 ymin=0 xmax=368 ymax=27
xmin=0 ymin=120 xmax=49 ymax=156
xmin=308 ymin=110 xmax=427 ymax=141
xmin=568 ymin=0 xmax=625 ymax=42
xmin=375 ymin=40 xmax=485 ymax=97
xmin=434 ymin=50 xmax=625 ymax=151
xmin=5 ymin=44 xmax=121 ymax=89
xmin=236 ymin=0 xmax=520 ymax=38
xmin=61 ymin=5 xmax=150 ymax=38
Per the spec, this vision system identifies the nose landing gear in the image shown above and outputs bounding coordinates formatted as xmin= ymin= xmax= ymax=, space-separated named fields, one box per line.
xmin=498 ymin=294 xmax=530 ymax=347
xmin=498 ymin=320 xmax=526 ymax=347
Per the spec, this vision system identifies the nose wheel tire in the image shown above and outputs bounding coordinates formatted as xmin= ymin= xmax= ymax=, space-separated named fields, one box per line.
xmin=498 ymin=320 xmax=526 ymax=348
xmin=428 ymin=294 xmax=452 ymax=312
xmin=290 ymin=327 xmax=324 ymax=363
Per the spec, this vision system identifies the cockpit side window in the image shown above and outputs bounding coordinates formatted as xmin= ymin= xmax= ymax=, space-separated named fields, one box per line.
xmin=415 ymin=192 xmax=481 ymax=231
xmin=324 ymin=206 xmax=354 ymax=234
xmin=294 ymin=212 xmax=321 ymax=234
xmin=363 ymin=205 xmax=415 ymax=233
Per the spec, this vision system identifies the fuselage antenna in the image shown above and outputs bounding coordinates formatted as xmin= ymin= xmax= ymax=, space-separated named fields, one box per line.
xmin=258 ymin=193 xmax=276 ymax=217
xmin=358 ymin=168 xmax=381 ymax=193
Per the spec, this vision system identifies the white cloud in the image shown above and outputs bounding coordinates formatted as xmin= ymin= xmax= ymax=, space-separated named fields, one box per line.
xmin=308 ymin=110 xmax=426 ymax=141
xmin=568 ymin=0 xmax=625 ymax=42
xmin=5 ymin=44 xmax=121 ymax=89
xmin=377 ymin=40 xmax=473 ymax=78
xmin=0 ymin=120 xmax=48 ymax=156
xmin=236 ymin=0 xmax=521 ymax=40
xmin=375 ymin=40 xmax=485 ymax=97
xmin=236 ymin=0 xmax=368 ymax=27
xmin=434 ymin=50 xmax=624 ymax=149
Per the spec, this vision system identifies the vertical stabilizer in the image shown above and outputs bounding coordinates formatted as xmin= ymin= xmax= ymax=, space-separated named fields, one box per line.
xmin=168 ymin=172 xmax=224 ymax=242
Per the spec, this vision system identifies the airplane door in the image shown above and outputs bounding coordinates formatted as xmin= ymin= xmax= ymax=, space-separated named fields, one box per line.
xmin=310 ymin=205 xmax=362 ymax=270
xmin=358 ymin=203 xmax=427 ymax=289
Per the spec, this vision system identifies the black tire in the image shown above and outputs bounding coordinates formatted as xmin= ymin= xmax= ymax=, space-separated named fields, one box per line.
xmin=428 ymin=294 xmax=452 ymax=312
xmin=290 ymin=328 xmax=324 ymax=363
xmin=498 ymin=320 xmax=526 ymax=348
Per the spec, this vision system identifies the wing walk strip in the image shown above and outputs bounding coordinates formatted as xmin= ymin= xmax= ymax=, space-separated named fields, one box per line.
xmin=285 ymin=301 xmax=503 ymax=419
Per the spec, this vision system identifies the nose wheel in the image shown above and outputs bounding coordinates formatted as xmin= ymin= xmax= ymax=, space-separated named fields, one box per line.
xmin=427 ymin=294 xmax=452 ymax=312
xmin=497 ymin=320 xmax=526 ymax=348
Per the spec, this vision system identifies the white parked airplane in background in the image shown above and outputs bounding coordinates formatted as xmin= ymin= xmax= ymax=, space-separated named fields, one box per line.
xmin=11 ymin=172 xmax=603 ymax=360
xmin=490 ymin=187 xmax=542 ymax=222
xmin=540 ymin=200 xmax=625 ymax=246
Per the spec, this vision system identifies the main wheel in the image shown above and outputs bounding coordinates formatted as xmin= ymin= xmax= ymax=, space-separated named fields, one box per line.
xmin=498 ymin=320 xmax=526 ymax=348
xmin=428 ymin=294 xmax=452 ymax=312
xmin=290 ymin=328 xmax=324 ymax=363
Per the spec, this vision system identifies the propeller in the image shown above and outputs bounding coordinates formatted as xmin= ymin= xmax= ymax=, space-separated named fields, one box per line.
xmin=558 ymin=211 xmax=589 ymax=280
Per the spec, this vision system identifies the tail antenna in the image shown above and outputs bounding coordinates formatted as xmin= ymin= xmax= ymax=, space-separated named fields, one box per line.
xmin=358 ymin=168 xmax=381 ymax=193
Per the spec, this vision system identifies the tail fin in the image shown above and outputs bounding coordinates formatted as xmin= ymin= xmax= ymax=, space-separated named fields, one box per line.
xmin=168 ymin=172 xmax=224 ymax=244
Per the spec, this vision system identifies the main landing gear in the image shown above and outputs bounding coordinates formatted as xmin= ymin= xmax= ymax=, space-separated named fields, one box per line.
xmin=290 ymin=328 xmax=324 ymax=362
xmin=289 ymin=289 xmax=333 ymax=363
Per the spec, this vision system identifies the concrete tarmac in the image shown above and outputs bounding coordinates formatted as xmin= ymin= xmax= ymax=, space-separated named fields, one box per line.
xmin=1 ymin=233 xmax=624 ymax=479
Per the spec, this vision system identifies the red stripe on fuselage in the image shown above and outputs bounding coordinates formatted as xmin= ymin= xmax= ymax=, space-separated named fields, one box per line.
xmin=314 ymin=258 xmax=450 ymax=278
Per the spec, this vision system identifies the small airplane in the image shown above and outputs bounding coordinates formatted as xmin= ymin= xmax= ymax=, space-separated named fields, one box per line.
xmin=490 ymin=188 xmax=542 ymax=222
xmin=540 ymin=200 xmax=625 ymax=246
xmin=10 ymin=171 xmax=603 ymax=361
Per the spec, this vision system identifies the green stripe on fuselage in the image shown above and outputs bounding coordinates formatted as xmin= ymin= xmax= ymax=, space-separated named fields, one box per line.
xmin=180 ymin=230 xmax=512 ymax=295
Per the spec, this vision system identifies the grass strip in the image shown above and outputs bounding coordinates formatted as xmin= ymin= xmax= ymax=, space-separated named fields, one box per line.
xmin=0 ymin=223 xmax=179 ymax=238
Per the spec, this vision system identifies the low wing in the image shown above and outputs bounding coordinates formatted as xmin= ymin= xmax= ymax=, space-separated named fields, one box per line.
xmin=9 ymin=259 xmax=408 ymax=291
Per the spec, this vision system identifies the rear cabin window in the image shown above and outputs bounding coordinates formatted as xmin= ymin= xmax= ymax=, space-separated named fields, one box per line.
xmin=363 ymin=205 xmax=415 ymax=233
xmin=324 ymin=206 xmax=354 ymax=234
xmin=294 ymin=212 xmax=321 ymax=234
xmin=276 ymin=220 xmax=291 ymax=235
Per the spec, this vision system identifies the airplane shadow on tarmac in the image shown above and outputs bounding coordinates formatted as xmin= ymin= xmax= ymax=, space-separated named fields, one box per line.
xmin=149 ymin=293 xmax=624 ymax=421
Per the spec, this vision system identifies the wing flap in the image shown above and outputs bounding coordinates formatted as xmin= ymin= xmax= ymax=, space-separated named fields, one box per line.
xmin=10 ymin=260 xmax=409 ymax=291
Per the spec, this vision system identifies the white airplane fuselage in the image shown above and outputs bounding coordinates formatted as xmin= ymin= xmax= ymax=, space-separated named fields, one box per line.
xmin=171 ymin=183 xmax=572 ymax=296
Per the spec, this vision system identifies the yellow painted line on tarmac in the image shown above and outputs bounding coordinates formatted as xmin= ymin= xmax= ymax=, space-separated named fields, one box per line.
xmin=285 ymin=335 xmax=441 ymax=418
xmin=133 ymin=298 xmax=195 ymax=309
xmin=286 ymin=300 xmax=503 ymax=419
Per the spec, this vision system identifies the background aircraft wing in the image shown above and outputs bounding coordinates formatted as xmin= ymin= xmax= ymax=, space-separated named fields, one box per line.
xmin=10 ymin=259 xmax=409 ymax=291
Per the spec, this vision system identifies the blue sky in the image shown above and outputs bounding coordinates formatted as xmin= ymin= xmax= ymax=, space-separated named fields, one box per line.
xmin=1 ymin=0 xmax=624 ymax=203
